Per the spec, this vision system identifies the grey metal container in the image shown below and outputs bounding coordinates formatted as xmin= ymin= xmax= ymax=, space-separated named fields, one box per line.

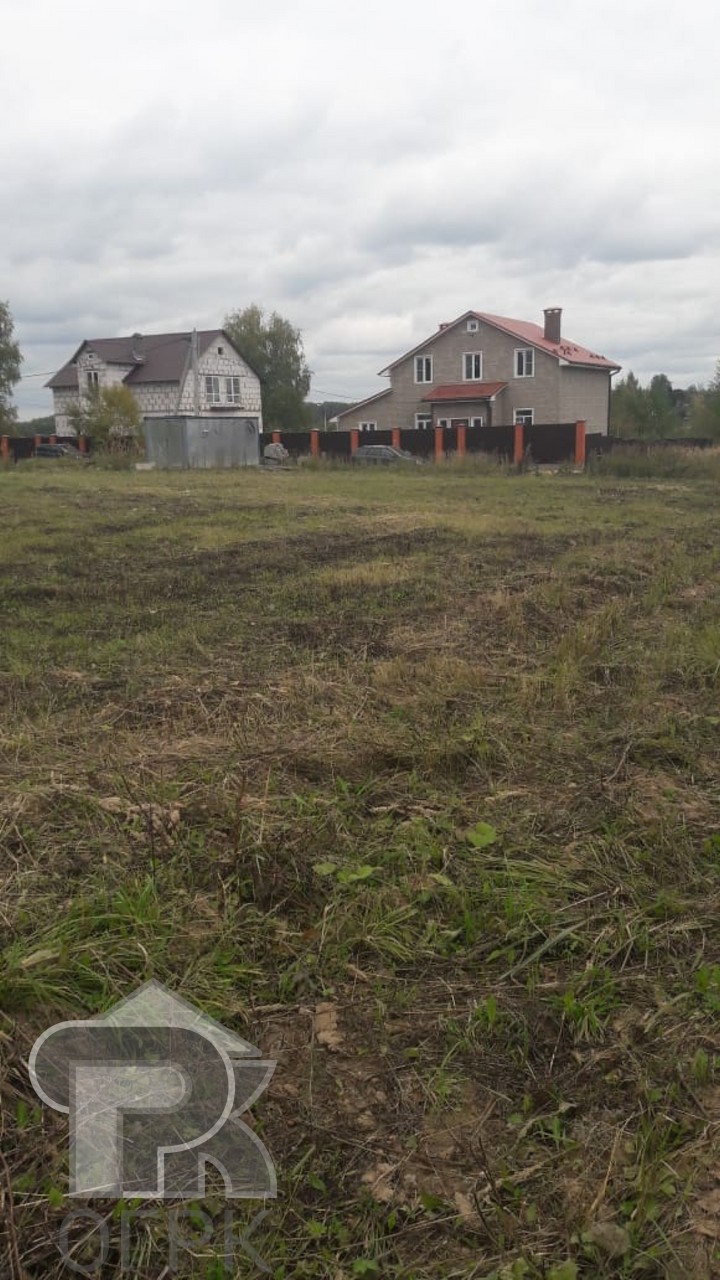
xmin=142 ymin=416 xmax=260 ymax=468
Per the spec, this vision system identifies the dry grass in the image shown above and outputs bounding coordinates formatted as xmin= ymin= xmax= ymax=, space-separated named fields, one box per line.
xmin=1 ymin=463 xmax=719 ymax=1279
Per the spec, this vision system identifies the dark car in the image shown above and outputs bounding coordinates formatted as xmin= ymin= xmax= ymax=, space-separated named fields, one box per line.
xmin=34 ymin=443 xmax=87 ymax=460
xmin=350 ymin=445 xmax=419 ymax=465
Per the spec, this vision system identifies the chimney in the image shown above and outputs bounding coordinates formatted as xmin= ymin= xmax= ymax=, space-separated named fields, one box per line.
xmin=131 ymin=333 xmax=144 ymax=363
xmin=543 ymin=308 xmax=562 ymax=344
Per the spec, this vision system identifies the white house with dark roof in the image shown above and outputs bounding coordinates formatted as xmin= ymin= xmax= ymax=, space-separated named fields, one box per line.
xmin=46 ymin=329 xmax=263 ymax=434
xmin=336 ymin=308 xmax=621 ymax=435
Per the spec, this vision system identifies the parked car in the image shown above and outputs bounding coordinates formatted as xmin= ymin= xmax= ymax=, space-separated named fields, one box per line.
xmin=351 ymin=445 xmax=419 ymax=465
xmin=34 ymin=443 xmax=87 ymax=460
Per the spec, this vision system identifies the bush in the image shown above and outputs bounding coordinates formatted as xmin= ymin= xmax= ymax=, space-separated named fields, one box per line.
xmin=587 ymin=445 xmax=720 ymax=481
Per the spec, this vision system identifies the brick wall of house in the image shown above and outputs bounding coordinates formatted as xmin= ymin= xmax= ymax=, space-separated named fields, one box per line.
xmin=177 ymin=342 xmax=262 ymax=421
xmin=559 ymin=366 xmax=611 ymax=434
xmin=338 ymin=318 xmax=563 ymax=431
xmin=337 ymin=317 xmax=611 ymax=433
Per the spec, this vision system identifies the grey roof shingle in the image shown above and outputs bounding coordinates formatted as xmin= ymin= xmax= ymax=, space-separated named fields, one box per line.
xmin=46 ymin=330 xmax=239 ymax=390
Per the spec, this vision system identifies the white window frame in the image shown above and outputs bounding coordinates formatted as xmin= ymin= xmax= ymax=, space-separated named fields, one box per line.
xmin=438 ymin=417 xmax=450 ymax=429
xmin=205 ymin=375 xmax=222 ymax=404
xmin=471 ymin=415 xmax=485 ymax=428
xmin=359 ymin=420 xmax=377 ymax=430
xmin=414 ymin=355 xmax=433 ymax=384
xmin=515 ymin=348 xmax=535 ymax=378
xmin=463 ymin=351 xmax=483 ymax=381
xmin=514 ymin=408 xmax=534 ymax=426
xmin=415 ymin=413 xmax=432 ymax=430
xmin=226 ymin=376 xmax=241 ymax=404
xmin=466 ymin=319 xmax=479 ymax=332
xmin=86 ymin=370 xmax=99 ymax=389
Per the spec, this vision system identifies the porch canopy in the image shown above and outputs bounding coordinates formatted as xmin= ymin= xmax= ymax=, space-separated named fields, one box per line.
xmin=421 ymin=382 xmax=507 ymax=427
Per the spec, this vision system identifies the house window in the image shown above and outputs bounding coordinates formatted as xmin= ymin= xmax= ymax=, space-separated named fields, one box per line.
xmin=217 ymin=346 xmax=224 ymax=355
xmin=438 ymin=418 xmax=450 ymax=429
xmin=515 ymin=348 xmax=534 ymax=377
xmin=466 ymin=319 xmax=479 ymax=332
xmin=359 ymin=421 xmax=377 ymax=430
xmin=471 ymin=416 xmax=485 ymax=428
xmin=226 ymin=376 xmax=241 ymax=404
xmin=205 ymin=375 xmax=222 ymax=404
xmin=86 ymin=370 xmax=99 ymax=389
xmin=463 ymin=352 xmax=483 ymax=380
xmin=415 ymin=414 xmax=432 ymax=430
xmin=414 ymin=355 xmax=433 ymax=383
xmin=514 ymin=409 xmax=534 ymax=426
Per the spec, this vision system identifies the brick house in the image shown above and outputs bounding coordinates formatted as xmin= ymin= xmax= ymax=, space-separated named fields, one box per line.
xmin=46 ymin=329 xmax=262 ymax=434
xmin=336 ymin=308 xmax=620 ymax=435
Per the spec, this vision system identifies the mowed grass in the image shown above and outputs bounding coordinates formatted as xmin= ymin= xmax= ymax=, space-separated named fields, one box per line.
xmin=1 ymin=462 xmax=719 ymax=1279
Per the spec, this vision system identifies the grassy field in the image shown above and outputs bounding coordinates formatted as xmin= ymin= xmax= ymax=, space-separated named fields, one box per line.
xmin=1 ymin=461 xmax=719 ymax=1279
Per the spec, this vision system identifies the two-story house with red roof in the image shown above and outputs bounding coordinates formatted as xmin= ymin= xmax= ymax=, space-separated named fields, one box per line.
xmin=336 ymin=308 xmax=620 ymax=435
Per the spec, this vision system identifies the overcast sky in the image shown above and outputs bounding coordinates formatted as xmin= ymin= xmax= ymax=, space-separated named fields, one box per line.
xmin=3 ymin=0 xmax=719 ymax=418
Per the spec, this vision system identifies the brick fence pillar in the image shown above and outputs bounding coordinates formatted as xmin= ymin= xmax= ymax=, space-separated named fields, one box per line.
xmin=457 ymin=424 xmax=466 ymax=457
xmin=1 ymin=435 xmax=9 ymax=461
xmin=434 ymin=425 xmax=444 ymax=463
xmin=34 ymin=434 xmax=42 ymax=449
xmin=78 ymin=435 xmax=87 ymax=454
xmin=350 ymin=428 xmax=359 ymax=454
xmin=391 ymin=428 xmax=401 ymax=450
xmin=272 ymin=430 xmax=281 ymax=444
xmin=513 ymin=423 xmax=524 ymax=465
xmin=50 ymin=434 xmax=57 ymax=445
xmin=310 ymin=429 xmax=320 ymax=457
xmin=575 ymin=420 xmax=587 ymax=467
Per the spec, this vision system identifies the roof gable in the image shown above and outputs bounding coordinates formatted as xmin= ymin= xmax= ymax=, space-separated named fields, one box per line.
xmin=46 ymin=329 xmax=259 ymax=391
xmin=378 ymin=310 xmax=620 ymax=375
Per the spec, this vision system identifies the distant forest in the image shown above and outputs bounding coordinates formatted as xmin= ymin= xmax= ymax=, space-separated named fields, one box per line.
xmin=610 ymin=366 xmax=720 ymax=438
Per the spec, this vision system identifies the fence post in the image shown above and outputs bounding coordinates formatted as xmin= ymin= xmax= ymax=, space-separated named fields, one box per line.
xmin=575 ymin=420 xmax=587 ymax=467
xmin=34 ymin=434 xmax=42 ymax=449
xmin=351 ymin=429 xmax=359 ymax=454
xmin=1 ymin=435 xmax=9 ymax=462
xmin=78 ymin=435 xmax=87 ymax=454
xmin=513 ymin=423 xmax=524 ymax=465
xmin=434 ymin=425 xmax=444 ymax=463
xmin=271 ymin=430 xmax=281 ymax=444
xmin=457 ymin=424 xmax=466 ymax=457
xmin=50 ymin=434 xmax=57 ymax=445
xmin=310 ymin=429 xmax=320 ymax=457
xmin=391 ymin=428 xmax=401 ymax=450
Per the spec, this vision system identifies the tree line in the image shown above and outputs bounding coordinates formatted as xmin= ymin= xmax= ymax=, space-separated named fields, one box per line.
xmin=610 ymin=366 xmax=720 ymax=438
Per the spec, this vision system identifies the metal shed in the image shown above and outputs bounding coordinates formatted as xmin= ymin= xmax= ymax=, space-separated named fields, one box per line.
xmin=142 ymin=416 xmax=260 ymax=468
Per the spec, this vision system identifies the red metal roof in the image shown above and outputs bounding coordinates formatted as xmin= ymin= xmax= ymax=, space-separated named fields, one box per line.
xmin=473 ymin=313 xmax=619 ymax=370
xmin=379 ymin=311 xmax=620 ymax=375
xmin=421 ymin=381 xmax=507 ymax=402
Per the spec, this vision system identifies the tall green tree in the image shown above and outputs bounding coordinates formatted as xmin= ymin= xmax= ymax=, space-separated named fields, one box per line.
xmin=224 ymin=305 xmax=312 ymax=431
xmin=610 ymin=372 xmax=652 ymax=437
xmin=688 ymin=360 xmax=720 ymax=439
xmin=0 ymin=300 xmax=23 ymax=432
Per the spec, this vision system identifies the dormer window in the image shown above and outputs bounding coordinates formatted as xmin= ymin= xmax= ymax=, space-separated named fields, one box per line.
xmin=415 ymin=355 xmax=433 ymax=383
